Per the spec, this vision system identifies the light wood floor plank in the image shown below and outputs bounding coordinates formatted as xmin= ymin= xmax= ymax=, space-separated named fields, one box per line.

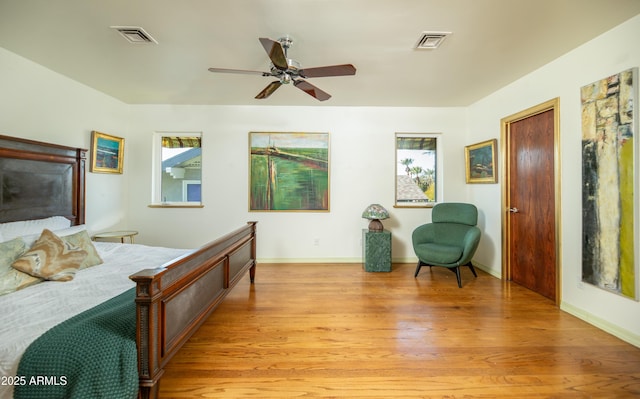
xmin=159 ymin=263 xmax=640 ymax=398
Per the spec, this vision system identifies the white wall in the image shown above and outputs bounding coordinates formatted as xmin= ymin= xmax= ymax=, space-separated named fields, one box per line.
xmin=0 ymin=47 xmax=131 ymax=232
xmin=467 ymin=14 xmax=640 ymax=345
xmin=126 ymin=105 xmax=467 ymax=261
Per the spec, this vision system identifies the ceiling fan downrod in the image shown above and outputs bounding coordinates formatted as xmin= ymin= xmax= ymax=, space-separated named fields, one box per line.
xmin=278 ymin=36 xmax=293 ymax=57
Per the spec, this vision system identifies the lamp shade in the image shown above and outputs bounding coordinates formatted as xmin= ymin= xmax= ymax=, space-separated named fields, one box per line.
xmin=362 ymin=204 xmax=389 ymax=232
xmin=362 ymin=204 xmax=389 ymax=220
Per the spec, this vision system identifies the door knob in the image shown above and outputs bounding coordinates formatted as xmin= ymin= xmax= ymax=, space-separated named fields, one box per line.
xmin=509 ymin=207 xmax=519 ymax=213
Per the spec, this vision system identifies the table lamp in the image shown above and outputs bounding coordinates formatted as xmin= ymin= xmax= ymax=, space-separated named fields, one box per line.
xmin=362 ymin=204 xmax=389 ymax=232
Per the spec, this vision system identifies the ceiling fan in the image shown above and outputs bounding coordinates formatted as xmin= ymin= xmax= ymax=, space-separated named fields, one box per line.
xmin=208 ymin=36 xmax=356 ymax=101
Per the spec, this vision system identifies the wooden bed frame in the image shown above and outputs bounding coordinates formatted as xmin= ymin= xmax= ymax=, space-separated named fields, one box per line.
xmin=0 ymin=134 xmax=257 ymax=399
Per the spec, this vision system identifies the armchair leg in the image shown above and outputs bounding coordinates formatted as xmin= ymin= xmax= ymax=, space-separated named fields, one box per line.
xmin=467 ymin=262 xmax=478 ymax=277
xmin=416 ymin=261 xmax=472 ymax=288
xmin=448 ymin=266 xmax=462 ymax=288
xmin=414 ymin=261 xmax=423 ymax=277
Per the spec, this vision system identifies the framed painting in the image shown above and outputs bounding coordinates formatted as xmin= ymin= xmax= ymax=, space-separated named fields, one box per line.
xmin=465 ymin=139 xmax=497 ymax=183
xmin=249 ymin=132 xmax=329 ymax=211
xmin=395 ymin=133 xmax=441 ymax=208
xmin=581 ymin=68 xmax=637 ymax=300
xmin=90 ymin=131 xmax=124 ymax=174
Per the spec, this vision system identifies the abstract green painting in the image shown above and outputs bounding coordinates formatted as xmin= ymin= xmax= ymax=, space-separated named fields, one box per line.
xmin=249 ymin=132 xmax=329 ymax=211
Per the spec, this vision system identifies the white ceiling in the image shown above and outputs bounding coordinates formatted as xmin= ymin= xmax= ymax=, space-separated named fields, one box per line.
xmin=1 ymin=0 xmax=639 ymax=107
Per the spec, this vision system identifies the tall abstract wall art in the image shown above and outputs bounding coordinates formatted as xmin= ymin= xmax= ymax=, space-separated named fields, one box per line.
xmin=249 ymin=132 xmax=329 ymax=212
xmin=581 ymin=68 xmax=637 ymax=299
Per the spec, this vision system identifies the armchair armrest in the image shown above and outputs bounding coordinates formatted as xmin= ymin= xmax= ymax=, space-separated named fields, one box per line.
xmin=412 ymin=223 xmax=437 ymax=247
xmin=458 ymin=226 xmax=481 ymax=265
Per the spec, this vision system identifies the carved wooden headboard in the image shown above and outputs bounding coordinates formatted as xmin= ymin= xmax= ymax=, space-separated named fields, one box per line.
xmin=0 ymin=134 xmax=86 ymax=225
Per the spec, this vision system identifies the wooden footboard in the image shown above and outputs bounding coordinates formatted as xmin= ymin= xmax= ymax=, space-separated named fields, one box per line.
xmin=130 ymin=221 xmax=257 ymax=399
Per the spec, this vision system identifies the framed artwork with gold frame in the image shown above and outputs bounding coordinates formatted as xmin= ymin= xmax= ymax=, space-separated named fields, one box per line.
xmin=465 ymin=139 xmax=497 ymax=183
xmin=249 ymin=131 xmax=329 ymax=211
xmin=90 ymin=131 xmax=124 ymax=174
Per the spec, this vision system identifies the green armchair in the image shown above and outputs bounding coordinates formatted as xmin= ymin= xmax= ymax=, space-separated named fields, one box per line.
xmin=412 ymin=203 xmax=481 ymax=287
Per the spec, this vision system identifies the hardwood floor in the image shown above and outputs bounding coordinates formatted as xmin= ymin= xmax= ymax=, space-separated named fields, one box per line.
xmin=159 ymin=263 xmax=640 ymax=398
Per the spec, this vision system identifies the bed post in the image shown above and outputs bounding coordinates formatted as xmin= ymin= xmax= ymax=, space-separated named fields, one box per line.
xmin=249 ymin=221 xmax=257 ymax=283
xmin=130 ymin=271 xmax=164 ymax=399
xmin=75 ymin=148 xmax=87 ymax=225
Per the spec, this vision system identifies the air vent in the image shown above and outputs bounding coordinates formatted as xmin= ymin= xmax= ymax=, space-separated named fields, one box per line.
xmin=414 ymin=31 xmax=451 ymax=49
xmin=110 ymin=26 xmax=157 ymax=44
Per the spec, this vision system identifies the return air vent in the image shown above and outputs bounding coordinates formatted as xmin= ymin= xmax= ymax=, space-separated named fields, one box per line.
xmin=414 ymin=31 xmax=451 ymax=49
xmin=110 ymin=26 xmax=158 ymax=44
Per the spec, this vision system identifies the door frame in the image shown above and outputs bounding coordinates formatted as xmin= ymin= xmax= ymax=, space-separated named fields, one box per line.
xmin=501 ymin=98 xmax=562 ymax=305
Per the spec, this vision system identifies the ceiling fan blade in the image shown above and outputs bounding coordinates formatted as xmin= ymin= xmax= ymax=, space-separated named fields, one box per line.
xmin=293 ymin=80 xmax=331 ymax=101
xmin=208 ymin=67 xmax=269 ymax=76
xmin=259 ymin=38 xmax=288 ymax=70
xmin=255 ymin=81 xmax=283 ymax=99
xmin=300 ymin=64 xmax=356 ymax=78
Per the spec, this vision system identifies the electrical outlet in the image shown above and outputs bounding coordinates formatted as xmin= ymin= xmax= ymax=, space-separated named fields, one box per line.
xmin=314 ymin=238 xmax=320 ymax=246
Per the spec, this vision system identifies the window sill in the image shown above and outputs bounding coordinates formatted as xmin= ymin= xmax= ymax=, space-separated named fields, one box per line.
xmin=393 ymin=204 xmax=436 ymax=209
xmin=148 ymin=203 xmax=204 ymax=208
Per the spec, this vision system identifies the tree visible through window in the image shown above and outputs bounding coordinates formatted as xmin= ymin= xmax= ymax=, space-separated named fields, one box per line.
xmin=395 ymin=133 xmax=441 ymax=207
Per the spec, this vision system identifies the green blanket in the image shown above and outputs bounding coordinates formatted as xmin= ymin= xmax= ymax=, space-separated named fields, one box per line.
xmin=15 ymin=288 xmax=138 ymax=399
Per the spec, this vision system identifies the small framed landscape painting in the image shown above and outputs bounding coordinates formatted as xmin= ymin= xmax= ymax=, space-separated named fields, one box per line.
xmin=465 ymin=139 xmax=497 ymax=183
xmin=90 ymin=131 xmax=124 ymax=174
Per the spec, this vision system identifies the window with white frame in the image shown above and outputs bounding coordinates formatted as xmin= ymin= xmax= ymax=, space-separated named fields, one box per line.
xmin=394 ymin=133 xmax=443 ymax=207
xmin=151 ymin=132 xmax=202 ymax=206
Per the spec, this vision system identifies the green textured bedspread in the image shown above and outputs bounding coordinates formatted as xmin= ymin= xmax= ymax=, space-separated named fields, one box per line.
xmin=15 ymin=288 xmax=138 ymax=399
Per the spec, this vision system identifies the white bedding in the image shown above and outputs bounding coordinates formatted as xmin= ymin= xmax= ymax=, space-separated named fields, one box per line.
xmin=0 ymin=241 xmax=190 ymax=399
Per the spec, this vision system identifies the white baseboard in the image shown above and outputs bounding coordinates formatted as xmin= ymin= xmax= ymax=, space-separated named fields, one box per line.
xmin=392 ymin=257 xmax=418 ymax=264
xmin=561 ymin=301 xmax=640 ymax=348
xmin=471 ymin=261 xmax=501 ymax=279
xmin=257 ymin=257 xmax=362 ymax=263
xmin=255 ymin=258 xmax=500 ymax=272
xmin=256 ymin=257 xmax=420 ymax=264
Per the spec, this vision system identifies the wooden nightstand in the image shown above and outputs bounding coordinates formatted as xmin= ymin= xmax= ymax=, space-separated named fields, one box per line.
xmin=92 ymin=230 xmax=139 ymax=244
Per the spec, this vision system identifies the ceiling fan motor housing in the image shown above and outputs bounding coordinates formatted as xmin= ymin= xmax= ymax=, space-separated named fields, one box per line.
xmin=286 ymin=59 xmax=301 ymax=71
xmin=270 ymin=59 xmax=302 ymax=84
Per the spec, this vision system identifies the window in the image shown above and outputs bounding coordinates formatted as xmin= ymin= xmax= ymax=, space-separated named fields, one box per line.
xmin=182 ymin=180 xmax=201 ymax=202
xmin=394 ymin=133 xmax=442 ymax=207
xmin=151 ymin=132 xmax=203 ymax=207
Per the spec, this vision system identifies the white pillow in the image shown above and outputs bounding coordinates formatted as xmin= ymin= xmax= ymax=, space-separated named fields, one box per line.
xmin=0 ymin=216 xmax=71 ymax=242
xmin=53 ymin=225 xmax=87 ymax=237
xmin=22 ymin=225 xmax=87 ymax=248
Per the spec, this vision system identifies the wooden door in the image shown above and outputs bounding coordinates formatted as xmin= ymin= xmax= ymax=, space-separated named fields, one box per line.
xmin=503 ymin=101 xmax=559 ymax=302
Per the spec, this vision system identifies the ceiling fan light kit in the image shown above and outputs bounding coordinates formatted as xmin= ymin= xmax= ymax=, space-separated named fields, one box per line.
xmin=208 ymin=36 xmax=356 ymax=101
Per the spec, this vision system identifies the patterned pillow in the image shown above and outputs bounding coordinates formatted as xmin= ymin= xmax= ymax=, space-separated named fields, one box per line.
xmin=62 ymin=229 xmax=104 ymax=269
xmin=12 ymin=229 xmax=88 ymax=281
xmin=0 ymin=237 xmax=43 ymax=296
